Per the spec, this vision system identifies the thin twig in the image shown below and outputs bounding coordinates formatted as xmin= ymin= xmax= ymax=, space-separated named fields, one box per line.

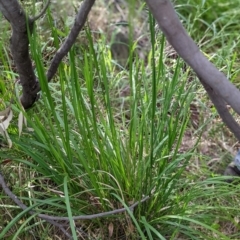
xmin=30 ymin=0 xmax=51 ymax=22
xmin=38 ymin=195 xmax=150 ymax=221
xmin=0 ymin=172 xmax=150 ymax=233
xmin=46 ymin=0 xmax=96 ymax=81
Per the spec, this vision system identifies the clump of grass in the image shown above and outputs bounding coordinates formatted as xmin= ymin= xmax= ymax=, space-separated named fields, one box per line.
xmin=1 ymin=1 xmax=240 ymax=239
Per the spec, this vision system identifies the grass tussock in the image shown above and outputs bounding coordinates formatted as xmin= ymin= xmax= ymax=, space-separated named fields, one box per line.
xmin=1 ymin=0 xmax=240 ymax=239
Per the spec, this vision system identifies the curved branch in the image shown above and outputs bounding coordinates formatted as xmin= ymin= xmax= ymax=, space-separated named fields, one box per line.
xmin=30 ymin=0 xmax=51 ymax=22
xmin=0 ymin=171 xmax=149 ymax=231
xmin=200 ymin=79 xmax=240 ymax=140
xmin=145 ymin=0 xmax=240 ymax=141
xmin=0 ymin=0 xmax=39 ymax=109
xmin=0 ymin=172 xmax=71 ymax=238
xmin=46 ymin=0 xmax=96 ymax=81
xmin=145 ymin=0 xmax=240 ymax=116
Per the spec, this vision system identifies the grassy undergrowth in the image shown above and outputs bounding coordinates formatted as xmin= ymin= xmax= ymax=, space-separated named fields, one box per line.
xmin=1 ymin=0 xmax=240 ymax=239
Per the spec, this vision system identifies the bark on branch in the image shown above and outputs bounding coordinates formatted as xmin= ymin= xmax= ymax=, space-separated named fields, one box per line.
xmin=46 ymin=0 xmax=96 ymax=81
xmin=0 ymin=0 xmax=40 ymax=109
xmin=200 ymin=79 xmax=240 ymax=140
xmin=0 ymin=0 xmax=95 ymax=109
xmin=145 ymin=0 xmax=240 ymax=141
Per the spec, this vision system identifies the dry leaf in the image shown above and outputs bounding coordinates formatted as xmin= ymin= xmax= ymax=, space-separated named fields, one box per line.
xmin=18 ymin=110 xmax=34 ymax=135
xmin=0 ymin=106 xmax=13 ymax=148
xmin=1 ymin=159 xmax=12 ymax=164
xmin=108 ymin=222 xmax=114 ymax=238
xmin=0 ymin=108 xmax=13 ymax=129
xmin=18 ymin=111 xmax=24 ymax=137
xmin=0 ymin=125 xmax=12 ymax=148
xmin=0 ymin=106 xmax=12 ymax=125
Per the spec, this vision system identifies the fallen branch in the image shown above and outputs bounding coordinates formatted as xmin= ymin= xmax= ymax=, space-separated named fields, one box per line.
xmin=0 ymin=172 xmax=149 ymax=236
